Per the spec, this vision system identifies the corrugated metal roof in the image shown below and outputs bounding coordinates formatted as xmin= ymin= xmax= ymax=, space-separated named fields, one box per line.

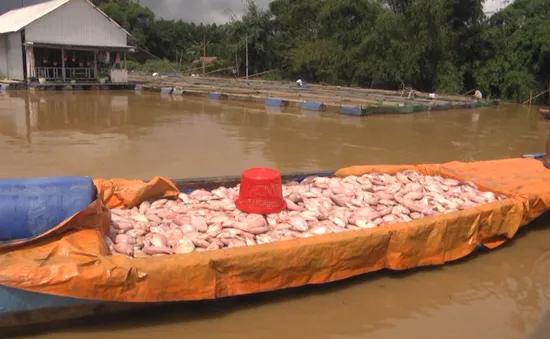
xmin=0 ymin=0 xmax=71 ymax=34
xmin=0 ymin=0 xmax=131 ymax=37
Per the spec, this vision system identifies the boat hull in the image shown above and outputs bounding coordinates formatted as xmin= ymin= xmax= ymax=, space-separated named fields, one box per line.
xmin=0 ymin=158 xmax=542 ymax=329
xmin=0 ymin=284 xmax=152 ymax=335
xmin=539 ymin=109 xmax=550 ymax=119
xmin=0 ymin=170 xmax=335 ymax=329
xmin=522 ymin=152 xmax=546 ymax=161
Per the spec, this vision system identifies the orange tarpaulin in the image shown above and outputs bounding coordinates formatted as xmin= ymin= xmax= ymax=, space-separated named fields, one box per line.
xmin=0 ymin=158 xmax=548 ymax=302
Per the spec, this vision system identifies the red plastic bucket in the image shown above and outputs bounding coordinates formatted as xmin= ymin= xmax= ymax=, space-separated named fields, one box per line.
xmin=235 ymin=168 xmax=286 ymax=214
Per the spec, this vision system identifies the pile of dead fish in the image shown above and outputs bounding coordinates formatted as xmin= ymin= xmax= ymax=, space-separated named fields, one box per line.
xmin=106 ymin=171 xmax=506 ymax=258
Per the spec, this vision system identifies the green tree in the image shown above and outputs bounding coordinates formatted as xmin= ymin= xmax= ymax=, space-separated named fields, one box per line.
xmin=90 ymin=0 xmax=550 ymax=102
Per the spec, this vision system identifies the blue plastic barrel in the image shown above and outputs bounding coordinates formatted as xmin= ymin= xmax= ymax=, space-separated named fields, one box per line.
xmin=338 ymin=106 xmax=366 ymax=116
xmin=0 ymin=176 xmax=96 ymax=241
xmin=160 ymin=87 xmax=173 ymax=95
xmin=301 ymin=102 xmax=326 ymax=111
xmin=265 ymin=98 xmax=289 ymax=107
xmin=207 ymin=92 xmax=228 ymax=100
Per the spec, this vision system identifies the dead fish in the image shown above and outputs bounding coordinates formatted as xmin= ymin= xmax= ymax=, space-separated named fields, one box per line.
xmin=288 ymin=217 xmax=309 ymax=232
xmin=132 ymin=214 xmax=149 ymax=223
xmin=107 ymin=172 xmax=506 ymax=258
xmin=330 ymin=194 xmax=347 ymax=207
xmin=126 ymin=229 xmax=147 ymax=238
xmin=175 ymin=240 xmax=195 ymax=254
xmin=139 ymin=201 xmax=151 ymax=214
xmin=285 ymin=199 xmax=302 ymax=211
xmin=150 ymin=199 xmax=168 ymax=209
xmin=150 ymin=234 xmax=168 ymax=248
xmin=404 ymin=191 xmax=424 ymax=201
xmin=115 ymin=234 xmax=136 ymax=245
xmin=310 ymin=225 xmax=330 ymax=235
xmin=143 ymin=246 xmax=174 ymax=255
xmin=114 ymin=242 xmax=134 ymax=256
xmin=190 ymin=216 xmax=208 ymax=232
xmin=396 ymin=172 xmax=411 ymax=184
xmin=191 ymin=238 xmax=211 ymax=248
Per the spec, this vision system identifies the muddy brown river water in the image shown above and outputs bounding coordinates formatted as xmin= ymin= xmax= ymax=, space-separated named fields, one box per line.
xmin=2 ymin=91 xmax=550 ymax=339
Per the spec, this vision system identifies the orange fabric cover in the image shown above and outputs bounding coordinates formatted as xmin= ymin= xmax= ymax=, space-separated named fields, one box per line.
xmin=0 ymin=159 xmax=547 ymax=302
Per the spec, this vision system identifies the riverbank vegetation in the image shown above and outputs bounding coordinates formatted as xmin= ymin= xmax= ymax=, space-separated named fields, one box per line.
xmin=92 ymin=0 xmax=550 ymax=103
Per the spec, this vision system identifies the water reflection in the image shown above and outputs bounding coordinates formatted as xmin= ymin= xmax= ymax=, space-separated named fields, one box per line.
xmin=23 ymin=92 xmax=130 ymax=133
xmin=265 ymin=105 xmax=282 ymax=114
xmin=301 ymin=109 xmax=320 ymax=118
xmin=0 ymin=93 xmax=29 ymax=141
xmin=0 ymin=90 xmax=546 ymax=179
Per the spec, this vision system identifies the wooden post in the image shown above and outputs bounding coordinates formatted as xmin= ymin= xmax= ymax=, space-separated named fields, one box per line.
xmin=123 ymin=52 xmax=126 ymax=69
xmin=529 ymin=91 xmax=533 ymax=106
xmin=61 ymin=48 xmax=66 ymax=82
xmin=93 ymin=50 xmax=97 ymax=79
xmin=202 ymin=35 xmax=206 ymax=74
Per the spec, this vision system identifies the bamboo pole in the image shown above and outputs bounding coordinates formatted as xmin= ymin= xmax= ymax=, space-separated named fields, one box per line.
xmin=202 ymin=35 xmax=206 ymax=74
xmin=204 ymin=67 xmax=234 ymax=75
xmin=523 ymin=89 xmax=549 ymax=105
xmin=238 ymin=69 xmax=275 ymax=79
xmin=462 ymin=89 xmax=476 ymax=96
xmin=245 ymin=35 xmax=249 ymax=80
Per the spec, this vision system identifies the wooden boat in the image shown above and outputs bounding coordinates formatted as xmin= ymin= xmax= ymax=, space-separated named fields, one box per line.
xmin=392 ymin=105 xmax=415 ymax=113
xmin=0 ymin=170 xmax=334 ymax=331
xmin=364 ymin=105 xmax=396 ymax=114
xmin=365 ymin=105 xmax=416 ymax=115
xmin=539 ymin=109 xmax=550 ymax=119
xmin=522 ymin=152 xmax=546 ymax=162
xmin=412 ymin=105 xmax=426 ymax=112
xmin=338 ymin=105 xmax=368 ymax=117
xmin=431 ymin=104 xmax=450 ymax=111
xmin=0 ymin=157 xmax=544 ymax=332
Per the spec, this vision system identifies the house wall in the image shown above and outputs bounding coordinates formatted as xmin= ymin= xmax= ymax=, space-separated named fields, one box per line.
xmin=0 ymin=35 xmax=8 ymax=78
xmin=0 ymin=32 xmax=25 ymax=80
xmin=25 ymin=0 xmax=128 ymax=47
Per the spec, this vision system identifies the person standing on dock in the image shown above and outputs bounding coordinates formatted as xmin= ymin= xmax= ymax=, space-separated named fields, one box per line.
xmin=114 ymin=53 xmax=121 ymax=70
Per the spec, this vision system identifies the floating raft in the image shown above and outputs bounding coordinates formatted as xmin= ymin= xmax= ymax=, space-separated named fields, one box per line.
xmin=265 ymin=98 xmax=289 ymax=107
xmin=1 ymin=157 xmax=550 ymax=328
xmin=362 ymin=100 xmax=499 ymax=116
xmin=207 ymin=92 xmax=228 ymax=100
xmin=300 ymin=101 xmax=326 ymax=111
xmin=338 ymin=105 xmax=368 ymax=116
xmin=160 ymin=87 xmax=173 ymax=95
xmin=172 ymin=87 xmax=184 ymax=95
xmin=539 ymin=109 xmax=550 ymax=119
